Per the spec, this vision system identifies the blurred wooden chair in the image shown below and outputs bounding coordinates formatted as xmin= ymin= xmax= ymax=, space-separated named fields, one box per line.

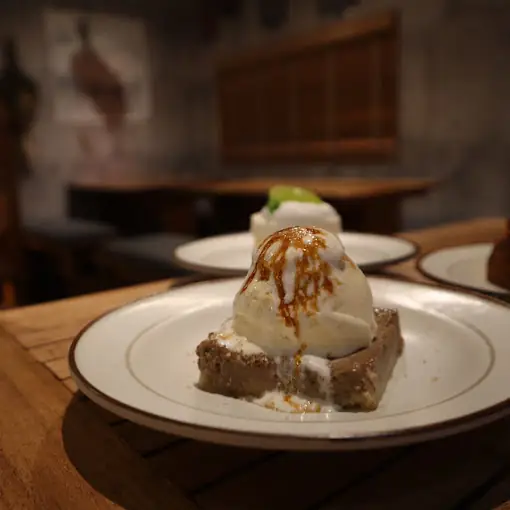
xmin=95 ymin=232 xmax=195 ymax=287
xmin=23 ymin=217 xmax=117 ymax=296
xmin=88 ymin=194 xmax=203 ymax=287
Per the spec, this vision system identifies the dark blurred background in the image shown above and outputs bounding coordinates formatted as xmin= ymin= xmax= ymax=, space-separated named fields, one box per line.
xmin=0 ymin=0 xmax=508 ymax=305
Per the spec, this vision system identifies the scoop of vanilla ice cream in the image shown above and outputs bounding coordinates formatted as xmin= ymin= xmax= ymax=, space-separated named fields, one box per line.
xmin=250 ymin=201 xmax=342 ymax=247
xmin=233 ymin=227 xmax=376 ymax=358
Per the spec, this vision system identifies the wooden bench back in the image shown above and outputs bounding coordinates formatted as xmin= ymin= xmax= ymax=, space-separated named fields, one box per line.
xmin=217 ymin=12 xmax=400 ymax=165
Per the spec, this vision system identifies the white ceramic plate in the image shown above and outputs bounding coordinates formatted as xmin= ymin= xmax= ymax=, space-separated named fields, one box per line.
xmin=70 ymin=277 xmax=510 ymax=451
xmin=174 ymin=232 xmax=417 ymax=275
xmin=418 ymin=243 xmax=510 ymax=297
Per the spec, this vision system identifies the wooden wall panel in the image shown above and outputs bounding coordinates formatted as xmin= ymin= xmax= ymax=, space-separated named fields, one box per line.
xmin=217 ymin=12 xmax=399 ymax=164
xmin=260 ymin=62 xmax=292 ymax=144
xmin=292 ymin=50 xmax=330 ymax=141
xmin=218 ymin=70 xmax=263 ymax=147
xmin=379 ymin=32 xmax=399 ymax=137
xmin=331 ymin=39 xmax=373 ymax=138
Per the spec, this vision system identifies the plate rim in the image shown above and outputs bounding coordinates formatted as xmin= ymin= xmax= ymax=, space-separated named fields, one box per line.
xmin=69 ymin=276 xmax=510 ymax=450
xmin=173 ymin=231 xmax=419 ymax=276
xmin=417 ymin=243 xmax=510 ymax=297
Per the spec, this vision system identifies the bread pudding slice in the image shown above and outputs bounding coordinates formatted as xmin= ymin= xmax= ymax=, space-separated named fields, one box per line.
xmin=196 ymin=308 xmax=403 ymax=412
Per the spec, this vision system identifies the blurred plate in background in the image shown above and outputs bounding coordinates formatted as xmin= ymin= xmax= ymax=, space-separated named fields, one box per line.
xmin=418 ymin=244 xmax=510 ymax=297
xmin=174 ymin=231 xmax=418 ymax=276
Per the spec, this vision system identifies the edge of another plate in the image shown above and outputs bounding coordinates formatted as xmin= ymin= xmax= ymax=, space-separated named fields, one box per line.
xmin=69 ymin=276 xmax=510 ymax=451
xmin=173 ymin=232 xmax=419 ymax=277
xmin=417 ymin=244 xmax=510 ymax=298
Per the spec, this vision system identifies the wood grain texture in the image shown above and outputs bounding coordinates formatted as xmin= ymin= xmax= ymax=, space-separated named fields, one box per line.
xmin=0 ymin=325 xmax=196 ymax=509
xmin=63 ymin=377 xmax=79 ymax=393
xmin=220 ymin=13 xmax=397 ymax=70
xmin=319 ymin=418 xmax=510 ymax=509
xmin=191 ymin=177 xmax=437 ymax=200
xmin=30 ymin=337 xmax=73 ymax=362
xmin=195 ymin=448 xmax=402 ymax=510
xmin=148 ymin=441 xmax=272 ymax=492
xmin=0 ymin=280 xmax=170 ymax=348
xmin=67 ymin=176 xmax=434 ymax=201
xmin=70 ymin=176 xmax=437 ymax=236
xmin=401 ymin=217 xmax=505 ymax=253
xmin=221 ymin=139 xmax=397 ymax=163
xmin=0 ymin=217 xmax=506 ymax=509
xmin=45 ymin=357 xmax=71 ymax=380
xmin=218 ymin=12 xmax=399 ymax=164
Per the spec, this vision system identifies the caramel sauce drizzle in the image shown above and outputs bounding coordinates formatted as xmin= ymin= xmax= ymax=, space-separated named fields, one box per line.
xmin=293 ymin=342 xmax=307 ymax=379
xmin=283 ymin=394 xmax=322 ymax=413
xmin=264 ymin=397 xmax=321 ymax=413
xmin=342 ymin=254 xmax=356 ymax=270
xmin=241 ymin=226 xmax=336 ymax=337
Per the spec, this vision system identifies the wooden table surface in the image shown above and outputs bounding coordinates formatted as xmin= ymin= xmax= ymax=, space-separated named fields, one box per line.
xmin=203 ymin=177 xmax=438 ymax=234
xmin=68 ymin=177 xmax=439 ymax=236
xmin=69 ymin=176 xmax=437 ymax=200
xmin=188 ymin=177 xmax=438 ymax=200
xmin=0 ymin=217 xmax=508 ymax=509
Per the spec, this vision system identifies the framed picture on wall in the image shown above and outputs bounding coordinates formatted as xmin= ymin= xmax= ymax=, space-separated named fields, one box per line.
xmin=44 ymin=9 xmax=152 ymax=125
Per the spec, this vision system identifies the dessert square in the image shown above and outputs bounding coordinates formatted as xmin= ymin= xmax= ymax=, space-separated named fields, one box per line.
xmin=197 ymin=308 xmax=402 ymax=412
xmin=195 ymin=226 xmax=404 ymax=413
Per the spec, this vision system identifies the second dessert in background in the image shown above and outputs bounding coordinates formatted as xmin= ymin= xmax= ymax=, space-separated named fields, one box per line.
xmin=250 ymin=186 xmax=342 ymax=246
